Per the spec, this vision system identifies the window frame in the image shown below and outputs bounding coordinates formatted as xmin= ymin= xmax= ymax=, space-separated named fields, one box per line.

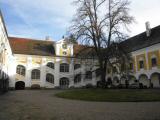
xmin=47 ymin=62 xmax=54 ymax=69
xmin=60 ymin=63 xmax=69 ymax=72
xmin=74 ymin=64 xmax=81 ymax=70
xmin=46 ymin=73 xmax=54 ymax=84
xmin=60 ymin=77 xmax=69 ymax=86
xmin=74 ymin=74 xmax=81 ymax=84
xmin=139 ymin=60 xmax=144 ymax=69
xmin=31 ymin=69 xmax=40 ymax=79
xmin=16 ymin=65 xmax=26 ymax=76
xmin=151 ymin=57 xmax=157 ymax=67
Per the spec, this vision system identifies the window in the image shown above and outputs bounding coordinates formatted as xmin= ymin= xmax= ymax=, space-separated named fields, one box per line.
xmin=47 ymin=62 xmax=54 ymax=69
xmin=139 ymin=60 xmax=144 ymax=69
xmin=60 ymin=77 xmax=69 ymax=88
xmin=60 ymin=63 xmax=69 ymax=72
xmin=16 ymin=65 xmax=26 ymax=76
xmin=74 ymin=64 xmax=81 ymax=70
xmin=74 ymin=74 xmax=81 ymax=84
xmin=151 ymin=58 xmax=157 ymax=67
xmin=31 ymin=69 xmax=40 ymax=79
xmin=46 ymin=73 xmax=54 ymax=84
xmin=85 ymin=71 xmax=92 ymax=79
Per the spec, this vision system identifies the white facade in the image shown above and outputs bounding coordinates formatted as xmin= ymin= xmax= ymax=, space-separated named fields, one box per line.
xmin=0 ymin=12 xmax=13 ymax=91
xmin=7 ymin=39 xmax=99 ymax=89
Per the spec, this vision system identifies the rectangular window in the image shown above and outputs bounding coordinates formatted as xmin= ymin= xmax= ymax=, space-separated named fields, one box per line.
xmin=60 ymin=64 xmax=69 ymax=72
xmin=60 ymin=66 xmax=65 ymax=72
xmin=31 ymin=73 xmax=40 ymax=79
xmin=31 ymin=70 xmax=40 ymax=79
xmin=151 ymin=58 xmax=157 ymax=67
xmin=139 ymin=60 xmax=144 ymax=69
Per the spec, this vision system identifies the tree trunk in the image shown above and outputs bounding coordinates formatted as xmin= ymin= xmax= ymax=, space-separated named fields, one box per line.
xmin=98 ymin=57 xmax=107 ymax=88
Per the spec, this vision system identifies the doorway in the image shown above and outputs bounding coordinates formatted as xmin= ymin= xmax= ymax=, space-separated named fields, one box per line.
xmin=15 ymin=81 xmax=25 ymax=90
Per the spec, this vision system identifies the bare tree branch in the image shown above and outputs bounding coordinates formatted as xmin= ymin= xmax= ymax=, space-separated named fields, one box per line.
xmin=69 ymin=0 xmax=134 ymax=87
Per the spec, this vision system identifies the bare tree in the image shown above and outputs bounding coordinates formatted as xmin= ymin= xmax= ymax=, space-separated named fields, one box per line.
xmin=70 ymin=0 xmax=134 ymax=87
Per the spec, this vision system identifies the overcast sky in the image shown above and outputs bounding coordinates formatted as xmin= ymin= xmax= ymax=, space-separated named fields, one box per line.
xmin=0 ymin=0 xmax=160 ymax=41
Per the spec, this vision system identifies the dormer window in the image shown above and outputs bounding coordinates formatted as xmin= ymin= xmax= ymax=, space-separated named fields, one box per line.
xmin=62 ymin=44 xmax=67 ymax=49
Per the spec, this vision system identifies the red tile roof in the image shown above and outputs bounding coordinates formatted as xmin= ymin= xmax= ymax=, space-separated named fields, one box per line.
xmin=73 ymin=44 xmax=96 ymax=57
xmin=9 ymin=37 xmax=95 ymax=57
xmin=9 ymin=37 xmax=55 ymax=56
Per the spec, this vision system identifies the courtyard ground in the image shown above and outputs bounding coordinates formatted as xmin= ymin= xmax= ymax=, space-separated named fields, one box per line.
xmin=0 ymin=90 xmax=160 ymax=120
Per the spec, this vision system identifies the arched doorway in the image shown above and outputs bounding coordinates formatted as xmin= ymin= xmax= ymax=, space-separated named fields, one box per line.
xmin=139 ymin=74 xmax=149 ymax=87
xmin=150 ymin=73 xmax=160 ymax=88
xmin=113 ymin=77 xmax=119 ymax=86
xmin=107 ymin=77 xmax=112 ymax=85
xmin=15 ymin=81 xmax=25 ymax=90
xmin=128 ymin=75 xmax=136 ymax=85
xmin=120 ymin=76 xmax=126 ymax=85
xmin=60 ymin=77 xmax=69 ymax=89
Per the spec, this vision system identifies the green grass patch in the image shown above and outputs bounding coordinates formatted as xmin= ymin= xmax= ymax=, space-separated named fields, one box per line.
xmin=55 ymin=89 xmax=160 ymax=102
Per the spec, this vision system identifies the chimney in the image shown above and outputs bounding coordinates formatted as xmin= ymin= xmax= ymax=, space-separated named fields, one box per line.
xmin=45 ymin=36 xmax=51 ymax=41
xmin=145 ymin=21 xmax=151 ymax=37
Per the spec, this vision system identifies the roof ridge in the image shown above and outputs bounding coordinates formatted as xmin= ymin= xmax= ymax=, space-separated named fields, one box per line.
xmin=120 ymin=24 xmax=160 ymax=52
xmin=126 ymin=25 xmax=160 ymax=41
xmin=8 ymin=36 xmax=55 ymax=43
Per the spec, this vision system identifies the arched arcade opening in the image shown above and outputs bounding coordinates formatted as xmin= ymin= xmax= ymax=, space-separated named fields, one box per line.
xmin=150 ymin=73 xmax=160 ymax=88
xmin=139 ymin=74 xmax=149 ymax=87
xmin=60 ymin=77 xmax=69 ymax=89
xmin=15 ymin=81 xmax=25 ymax=90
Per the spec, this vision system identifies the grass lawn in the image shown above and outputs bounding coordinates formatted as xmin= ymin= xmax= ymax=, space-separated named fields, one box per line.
xmin=55 ymin=89 xmax=160 ymax=102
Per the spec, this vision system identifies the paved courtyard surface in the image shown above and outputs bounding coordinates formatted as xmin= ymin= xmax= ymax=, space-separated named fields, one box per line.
xmin=0 ymin=90 xmax=160 ymax=120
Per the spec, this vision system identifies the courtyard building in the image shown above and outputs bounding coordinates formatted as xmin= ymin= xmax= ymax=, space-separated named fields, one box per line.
xmin=0 ymin=12 xmax=160 ymax=90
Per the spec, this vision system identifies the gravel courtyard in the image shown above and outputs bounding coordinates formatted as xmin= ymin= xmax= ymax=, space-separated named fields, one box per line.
xmin=0 ymin=90 xmax=160 ymax=120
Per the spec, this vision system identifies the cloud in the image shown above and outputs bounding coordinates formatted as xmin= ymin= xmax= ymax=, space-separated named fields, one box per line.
xmin=1 ymin=0 xmax=76 ymax=40
xmin=129 ymin=0 xmax=160 ymax=36
xmin=1 ymin=0 xmax=160 ymax=39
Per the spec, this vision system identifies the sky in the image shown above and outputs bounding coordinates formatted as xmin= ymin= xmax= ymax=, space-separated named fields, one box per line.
xmin=0 ymin=0 xmax=160 ymax=41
